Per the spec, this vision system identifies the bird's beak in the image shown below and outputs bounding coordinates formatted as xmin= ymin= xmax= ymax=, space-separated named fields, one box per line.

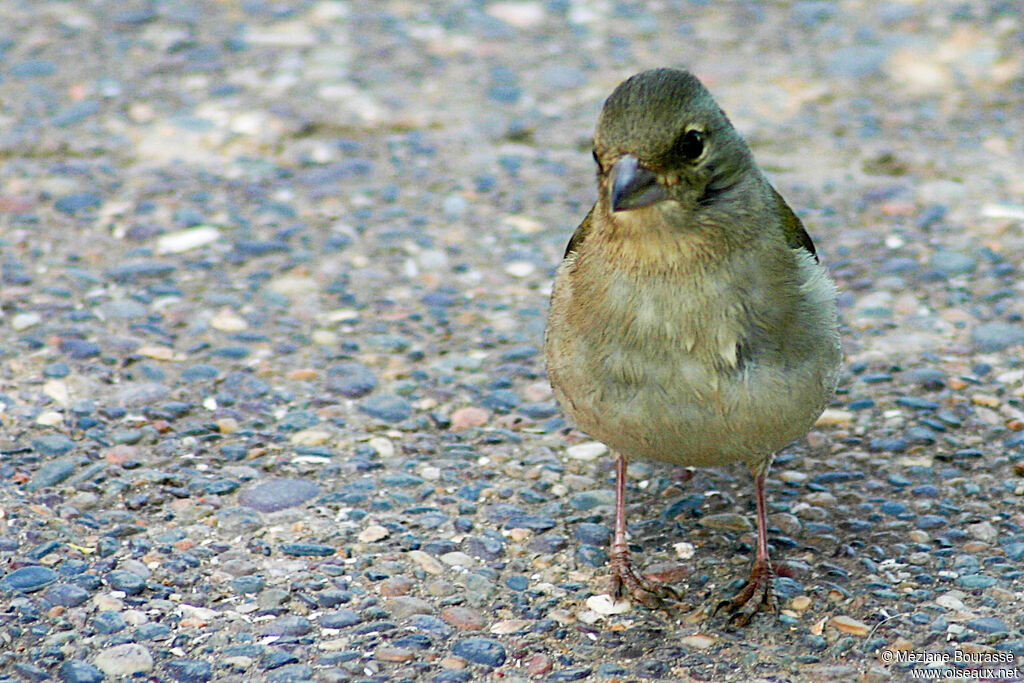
xmin=610 ymin=154 xmax=668 ymax=212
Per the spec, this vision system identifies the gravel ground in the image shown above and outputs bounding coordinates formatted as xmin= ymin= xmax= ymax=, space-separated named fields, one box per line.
xmin=1 ymin=2 xmax=1024 ymax=682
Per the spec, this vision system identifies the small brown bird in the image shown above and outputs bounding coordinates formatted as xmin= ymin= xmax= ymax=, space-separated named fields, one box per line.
xmin=544 ymin=68 xmax=841 ymax=625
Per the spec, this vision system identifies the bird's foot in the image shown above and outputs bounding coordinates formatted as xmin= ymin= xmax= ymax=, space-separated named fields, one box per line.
xmin=714 ymin=557 xmax=777 ymax=627
xmin=610 ymin=549 xmax=684 ymax=609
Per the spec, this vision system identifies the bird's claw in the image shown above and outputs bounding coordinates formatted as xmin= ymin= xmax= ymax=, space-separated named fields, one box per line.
xmin=713 ymin=558 xmax=778 ymax=627
xmin=610 ymin=552 xmax=684 ymax=609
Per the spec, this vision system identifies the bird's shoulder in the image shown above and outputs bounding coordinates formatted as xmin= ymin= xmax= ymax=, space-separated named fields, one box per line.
xmin=563 ymin=205 xmax=595 ymax=258
xmin=771 ymin=186 xmax=817 ymax=262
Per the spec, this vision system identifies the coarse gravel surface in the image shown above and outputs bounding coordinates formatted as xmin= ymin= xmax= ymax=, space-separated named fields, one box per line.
xmin=2 ymin=2 xmax=1024 ymax=682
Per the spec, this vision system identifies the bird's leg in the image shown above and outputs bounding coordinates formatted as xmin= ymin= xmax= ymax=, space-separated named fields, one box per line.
xmin=716 ymin=466 xmax=778 ymax=626
xmin=609 ymin=453 xmax=682 ymax=607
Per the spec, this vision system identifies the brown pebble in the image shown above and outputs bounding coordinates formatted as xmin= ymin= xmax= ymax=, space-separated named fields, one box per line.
xmin=380 ymin=576 xmax=414 ymax=596
xmin=451 ymin=406 xmax=489 ymax=429
xmin=642 ymin=561 xmax=689 ymax=584
xmin=439 ymin=656 xmax=466 ymax=669
xmin=104 ymin=444 xmax=139 ymax=465
xmin=441 ymin=606 xmax=486 ymax=630
xmin=375 ymin=646 xmax=414 ymax=663
xmin=287 ymin=368 xmax=319 ymax=380
xmin=830 ymin=615 xmax=870 ymax=636
xmin=1014 ymin=462 xmax=1024 ymax=477
xmin=525 ymin=653 xmax=551 ymax=675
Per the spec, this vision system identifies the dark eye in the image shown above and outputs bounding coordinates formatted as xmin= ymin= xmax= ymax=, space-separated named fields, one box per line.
xmin=591 ymin=148 xmax=601 ymax=170
xmin=678 ymin=129 xmax=705 ymax=161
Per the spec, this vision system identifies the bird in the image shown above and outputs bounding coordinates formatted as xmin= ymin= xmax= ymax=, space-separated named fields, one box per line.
xmin=544 ymin=68 xmax=842 ymax=625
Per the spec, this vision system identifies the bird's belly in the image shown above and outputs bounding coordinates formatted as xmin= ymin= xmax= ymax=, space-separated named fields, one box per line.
xmin=546 ymin=271 xmax=834 ymax=467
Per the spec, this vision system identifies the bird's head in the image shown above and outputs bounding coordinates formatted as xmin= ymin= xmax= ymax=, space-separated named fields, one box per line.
xmin=593 ymin=68 xmax=755 ymax=215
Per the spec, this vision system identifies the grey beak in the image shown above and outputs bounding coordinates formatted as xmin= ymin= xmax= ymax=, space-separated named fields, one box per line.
xmin=610 ymin=154 xmax=667 ymax=211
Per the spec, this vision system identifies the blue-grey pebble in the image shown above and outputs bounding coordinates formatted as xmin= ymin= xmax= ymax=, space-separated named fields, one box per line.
xmin=260 ymin=615 xmax=312 ymax=637
xmin=575 ymin=544 xmax=608 ymax=568
xmin=58 ymin=660 xmax=105 ymax=683
xmin=32 ymin=434 xmax=75 ymax=456
xmin=55 ymin=193 xmax=103 ymax=215
xmin=410 ymin=614 xmax=453 ymax=638
xmin=261 ymin=649 xmax=299 ymax=669
xmin=452 ymin=637 xmax=506 ymax=667
xmin=480 ymin=389 xmax=520 ymax=413
xmin=504 ymin=514 xmax=556 ymax=531
xmin=93 ymin=610 xmax=127 ymax=634
xmin=165 ymin=659 xmax=213 ymax=683
xmin=358 ymin=394 xmax=412 ymax=422
xmin=239 ymin=478 xmax=319 ymax=513
xmin=929 ymin=250 xmax=975 ymax=276
xmin=26 ymin=458 xmax=76 ymax=490
xmin=574 ymin=523 xmax=611 ymax=546
xmin=956 ymin=574 xmax=997 ymax=589
xmin=1 ymin=565 xmax=57 ymax=593
xmin=105 ymin=569 xmax=146 ymax=594
xmin=106 ymin=262 xmax=175 ymax=282
xmin=569 ymin=489 xmax=615 ymax=510
xmin=972 ymin=322 xmax=1024 ymax=352
xmin=962 ymin=618 xmax=1003 ymax=634
xmin=278 ymin=409 xmax=318 ymax=431
xmin=915 ymin=515 xmax=945 ymax=530
xmin=230 ymin=575 xmax=265 ymax=594
xmin=115 ymin=382 xmax=169 ymax=407
xmin=320 ymin=609 xmax=361 ymax=628
xmin=529 ymin=533 xmax=567 ymax=553
xmin=181 ymin=364 xmax=220 ymax=382
xmin=44 ymin=582 xmax=90 ymax=607
xmin=1003 ymin=542 xmax=1024 ymax=561
xmin=280 ymin=542 xmax=335 ymax=557
xmin=326 ymin=362 xmax=378 ymax=397
xmin=266 ymin=664 xmax=314 ymax=683
xmin=458 ymin=536 xmax=498 ymax=560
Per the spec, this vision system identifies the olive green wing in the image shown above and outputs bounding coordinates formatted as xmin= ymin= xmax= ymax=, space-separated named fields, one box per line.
xmin=772 ymin=186 xmax=818 ymax=262
xmin=563 ymin=205 xmax=595 ymax=259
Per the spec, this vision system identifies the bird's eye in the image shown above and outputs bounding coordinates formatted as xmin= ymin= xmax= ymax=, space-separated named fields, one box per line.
xmin=677 ymin=129 xmax=705 ymax=161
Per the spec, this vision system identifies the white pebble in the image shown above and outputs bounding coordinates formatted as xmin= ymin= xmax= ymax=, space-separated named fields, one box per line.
xmin=566 ymin=442 xmax=608 ymax=461
xmin=11 ymin=312 xmax=42 ymax=330
xmin=504 ymin=261 xmax=535 ymax=278
xmin=584 ymin=594 xmax=631 ymax=615
xmin=156 ymin=226 xmax=221 ymax=254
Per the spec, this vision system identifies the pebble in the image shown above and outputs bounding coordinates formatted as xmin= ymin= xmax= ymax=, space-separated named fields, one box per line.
xmin=972 ymin=323 xmax=1024 ymax=351
xmin=565 ymin=442 xmax=608 ymax=461
xmin=699 ymin=513 xmax=752 ymax=531
xmin=57 ymin=660 xmax=105 ymax=683
xmin=451 ymin=637 xmax=506 ymax=667
xmin=359 ymin=394 xmax=412 ymax=422
xmin=31 ymin=434 xmax=75 ymax=456
xmin=441 ymin=606 xmax=486 ymax=630
xmin=238 ymin=479 xmax=320 ymax=512
xmin=1 ymin=566 xmax=57 ymax=593
xmin=26 ymin=459 xmax=76 ymax=490
xmin=92 ymin=643 xmax=154 ymax=676
xmin=165 ymin=659 xmax=213 ymax=682
xmin=830 ymin=615 xmax=870 ymax=636
xmin=326 ymin=362 xmax=378 ymax=397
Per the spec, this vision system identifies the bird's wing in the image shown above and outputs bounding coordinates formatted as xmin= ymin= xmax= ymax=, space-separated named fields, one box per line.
xmin=772 ymin=186 xmax=818 ymax=262
xmin=563 ymin=205 xmax=595 ymax=258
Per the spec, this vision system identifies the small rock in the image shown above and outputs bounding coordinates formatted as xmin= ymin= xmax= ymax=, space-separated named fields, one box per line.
xmin=92 ymin=643 xmax=154 ymax=676
xmin=584 ymin=594 xmax=631 ymax=615
xmin=408 ymin=550 xmax=443 ymax=574
xmin=359 ymin=524 xmax=390 ymax=543
xmin=1 ymin=566 xmax=57 ymax=593
xmin=359 ymin=394 xmax=412 ymax=422
xmin=699 ymin=513 xmax=752 ymax=532
xmin=441 ymin=606 xmax=486 ymax=630
xmin=238 ymin=479 xmax=319 ymax=512
xmin=830 ymin=615 xmax=870 ymax=636
xmin=451 ymin=637 xmax=506 ymax=667
xmin=451 ymin=406 xmax=489 ymax=429
xmin=679 ymin=634 xmax=716 ymax=649
xmin=566 ymin=442 xmax=607 ymax=461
